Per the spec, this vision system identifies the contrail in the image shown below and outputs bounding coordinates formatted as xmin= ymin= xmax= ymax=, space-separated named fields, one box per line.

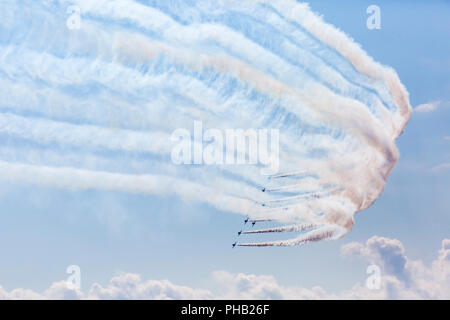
xmin=242 ymin=224 xmax=317 ymax=235
xmin=0 ymin=161 xmax=255 ymax=215
xmin=238 ymin=228 xmax=337 ymax=247
xmin=264 ymin=190 xmax=337 ymax=204
xmin=268 ymin=172 xmax=309 ymax=179
xmin=0 ymin=0 xmax=411 ymax=246
xmin=249 ymin=219 xmax=273 ymax=223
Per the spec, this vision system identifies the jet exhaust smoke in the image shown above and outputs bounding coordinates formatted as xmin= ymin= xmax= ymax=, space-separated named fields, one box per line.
xmin=0 ymin=0 xmax=411 ymax=246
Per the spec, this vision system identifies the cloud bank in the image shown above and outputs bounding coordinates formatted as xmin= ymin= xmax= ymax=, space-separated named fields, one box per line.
xmin=0 ymin=0 xmax=411 ymax=245
xmin=1 ymin=236 xmax=448 ymax=300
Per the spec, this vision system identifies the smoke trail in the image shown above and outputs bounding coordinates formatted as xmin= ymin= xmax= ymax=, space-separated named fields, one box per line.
xmin=249 ymin=219 xmax=273 ymax=223
xmin=0 ymin=0 xmax=411 ymax=246
xmin=242 ymin=224 xmax=317 ymax=235
xmin=0 ymin=161 xmax=254 ymax=214
xmin=238 ymin=227 xmax=339 ymax=247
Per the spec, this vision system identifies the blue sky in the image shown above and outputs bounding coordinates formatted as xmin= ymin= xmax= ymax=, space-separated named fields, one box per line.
xmin=307 ymin=0 xmax=450 ymax=248
xmin=0 ymin=0 xmax=449 ymax=299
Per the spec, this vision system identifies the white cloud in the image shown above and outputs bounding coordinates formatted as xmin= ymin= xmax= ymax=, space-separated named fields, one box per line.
xmin=414 ymin=101 xmax=441 ymax=113
xmin=212 ymin=271 xmax=332 ymax=300
xmin=342 ymin=236 xmax=450 ymax=299
xmin=341 ymin=236 xmax=409 ymax=281
xmin=0 ymin=281 xmax=82 ymax=300
xmin=0 ymin=287 xmax=44 ymax=300
xmin=0 ymin=237 xmax=449 ymax=300
xmin=87 ymin=273 xmax=213 ymax=300
xmin=431 ymin=163 xmax=450 ymax=172
xmin=43 ymin=281 xmax=84 ymax=300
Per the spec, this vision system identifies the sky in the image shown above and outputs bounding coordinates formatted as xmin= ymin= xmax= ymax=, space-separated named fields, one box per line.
xmin=0 ymin=0 xmax=449 ymax=299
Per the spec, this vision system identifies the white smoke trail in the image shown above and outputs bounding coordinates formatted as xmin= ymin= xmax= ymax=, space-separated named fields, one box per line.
xmin=250 ymin=219 xmax=273 ymax=223
xmin=0 ymin=161 xmax=254 ymax=214
xmin=0 ymin=0 xmax=411 ymax=246
xmin=238 ymin=226 xmax=340 ymax=247
xmin=242 ymin=224 xmax=317 ymax=235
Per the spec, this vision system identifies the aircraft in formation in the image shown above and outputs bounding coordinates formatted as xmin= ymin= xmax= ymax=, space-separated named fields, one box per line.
xmin=232 ymin=179 xmax=285 ymax=247
xmin=232 ymin=173 xmax=324 ymax=247
xmin=232 ymin=216 xmax=273 ymax=248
